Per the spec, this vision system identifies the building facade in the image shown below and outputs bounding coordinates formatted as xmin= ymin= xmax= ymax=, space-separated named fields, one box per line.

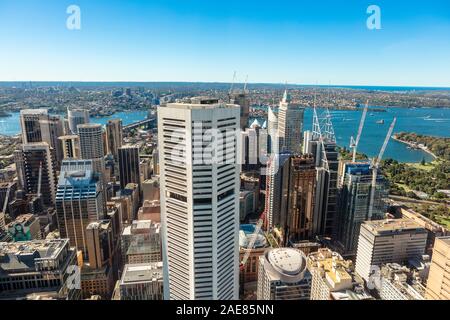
xmin=257 ymin=248 xmax=311 ymax=300
xmin=158 ymin=97 xmax=240 ymax=300
xmin=355 ymin=219 xmax=428 ymax=281
xmin=425 ymin=237 xmax=450 ymax=300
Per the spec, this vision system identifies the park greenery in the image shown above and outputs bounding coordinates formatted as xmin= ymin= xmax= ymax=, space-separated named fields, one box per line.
xmin=395 ymin=132 xmax=450 ymax=161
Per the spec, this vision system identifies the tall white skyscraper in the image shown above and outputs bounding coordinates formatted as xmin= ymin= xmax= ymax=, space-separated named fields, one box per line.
xmin=68 ymin=108 xmax=90 ymax=134
xmin=277 ymin=90 xmax=304 ymax=153
xmin=78 ymin=123 xmax=105 ymax=176
xmin=158 ymin=97 xmax=240 ymax=300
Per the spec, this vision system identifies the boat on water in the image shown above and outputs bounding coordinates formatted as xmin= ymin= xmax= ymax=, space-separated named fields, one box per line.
xmin=376 ymin=119 xmax=384 ymax=124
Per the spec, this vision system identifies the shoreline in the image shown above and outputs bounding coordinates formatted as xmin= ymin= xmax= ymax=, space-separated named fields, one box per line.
xmin=392 ymin=136 xmax=438 ymax=160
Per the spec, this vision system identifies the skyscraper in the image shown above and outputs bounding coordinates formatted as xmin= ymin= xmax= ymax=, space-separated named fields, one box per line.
xmin=68 ymin=108 xmax=90 ymax=134
xmin=277 ymin=90 xmax=304 ymax=153
xmin=19 ymin=109 xmax=49 ymax=144
xmin=265 ymin=152 xmax=292 ymax=231
xmin=118 ymin=145 xmax=141 ymax=190
xmin=59 ymin=135 xmax=81 ymax=159
xmin=267 ymin=106 xmax=278 ymax=154
xmin=285 ymin=154 xmax=317 ymax=243
xmin=20 ymin=110 xmax=64 ymax=167
xmin=55 ymin=160 xmax=104 ymax=256
xmin=355 ymin=219 xmax=428 ymax=281
xmin=15 ymin=142 xmax=57 ymax=207
xmin=106 ymin=119 xmax=123 ymax=161
xmin=257 ymin=248 xmax=311 ymax=300
xmin=303 ymin=110 xmax=339 ymax=238
xmin=230 ymin=90 xmax=250 ymax=130
xmin=158 ymin=97 xmax=240 ymax=300
xmin=337 ymin=162 xmax=388 ymax=255
xmin=78 ymin=123 xmax=106 ymax=179
xmin=41 ymin=115 xmax=65 ymax=166
xmin=425 ymin=237 xmax=450 ymax=300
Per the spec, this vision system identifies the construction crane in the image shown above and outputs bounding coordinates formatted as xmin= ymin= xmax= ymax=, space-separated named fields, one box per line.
xmin=37 ymin=162 xmax=43 ymax=198
xmin=1 ymin=183 xmax=12 ymax=216
xmin=350 ymin=101 xmax=369 ymax=162
xmin=368 ymin=117 xmax=397 ymax=220
xmin=229 ymin=71 xmax=237 ymax=96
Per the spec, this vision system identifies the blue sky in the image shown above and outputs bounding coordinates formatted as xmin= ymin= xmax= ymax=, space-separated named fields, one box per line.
xmin=0 ymin=0 xmax=450 ymax=86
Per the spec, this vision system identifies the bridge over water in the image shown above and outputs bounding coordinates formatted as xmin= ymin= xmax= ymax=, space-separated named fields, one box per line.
xmin=123 ymin=117 xmax=156 ymax=132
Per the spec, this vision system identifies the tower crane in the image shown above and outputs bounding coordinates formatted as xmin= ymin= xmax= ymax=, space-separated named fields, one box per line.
xmin=368 ymin=118 xmax=396 ymax=220
xmin=229 ymin=71 xmax=237 ymax=96
xmin=1 ymin=183 xmax=12 ymax=216
xmin=350 ymin=101 xmax=369 ymax=162
xmin=37 ymin=161 xmax=43 ymax=198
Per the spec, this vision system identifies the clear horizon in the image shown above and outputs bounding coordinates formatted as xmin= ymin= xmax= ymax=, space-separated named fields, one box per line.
xmin=1 ymin=0 xmax=450 ymax=87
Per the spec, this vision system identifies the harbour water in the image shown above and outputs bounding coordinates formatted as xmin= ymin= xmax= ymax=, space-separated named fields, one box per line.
xmin=0 ymin=107 xmax=448 ymax=163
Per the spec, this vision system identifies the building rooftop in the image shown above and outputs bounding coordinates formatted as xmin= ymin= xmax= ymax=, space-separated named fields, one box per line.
xmin=166 ymin=97 xmax=239 ymax=110
xmin=6 ymin=214 xmax=36 ymax=228
xmin=0 ymin=239 xmax=69 ymax=273
xmin=362 ymin=218 xmax=426 ymax=235
xmin=239 ymin=224 xmax=267 ymax=249
xmin=121 ymin=262 xmax=163 ymax=284
xmin=267 ymin=248 xmax=306 ymax=276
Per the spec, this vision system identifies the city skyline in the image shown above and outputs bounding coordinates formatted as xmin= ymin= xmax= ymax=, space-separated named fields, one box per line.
xmin=1 ymin=0 xmax=450 ymax=86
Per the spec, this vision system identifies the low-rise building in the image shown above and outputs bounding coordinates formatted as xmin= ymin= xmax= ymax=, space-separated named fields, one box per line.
xmin=377 ymin=263 xmax=425 ymax=300
xmin=0 ymin=239 xmax=81 ymax=300
xmin=6 ymin=214 xmax=41 ymax=241
xmin=308 ymin=248 xmax=372 ymax=300
xmin=257 ymin=248 xmax=311 ymax=300
xmin=119 ymin=262 xmax=163 ymax=300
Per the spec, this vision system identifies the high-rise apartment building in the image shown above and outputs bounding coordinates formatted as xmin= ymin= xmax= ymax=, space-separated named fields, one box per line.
xmin=55 ymin=160 xmax=104 ymax=256
xmin=118 ymin=145 xmax=141 ymax=190
xmin=158 ymin=97 xmax=240 ymax=300
xmin=355 ymin=219 xmax=428 ymax=281
xmin=425 ymin=237 xmax=450 ymax=300
xmin=277 ymin=90 xmax=304 ymax=153
xmin=68 ymin=108 xmax=90 ymax=134
xmin=15 ymin=142 xmax=57 ymax=207
xmin=337 ymin=162 xmax=388 ymax=255
xmin=257 ymin=248 xmax=311 ymax=300
xmin=106 ymin=119 xmax=123 ymax=161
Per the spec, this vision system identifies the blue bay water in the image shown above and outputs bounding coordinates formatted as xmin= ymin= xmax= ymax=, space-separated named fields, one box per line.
xmin=0 ymin=108 xmax=448 ymax=163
